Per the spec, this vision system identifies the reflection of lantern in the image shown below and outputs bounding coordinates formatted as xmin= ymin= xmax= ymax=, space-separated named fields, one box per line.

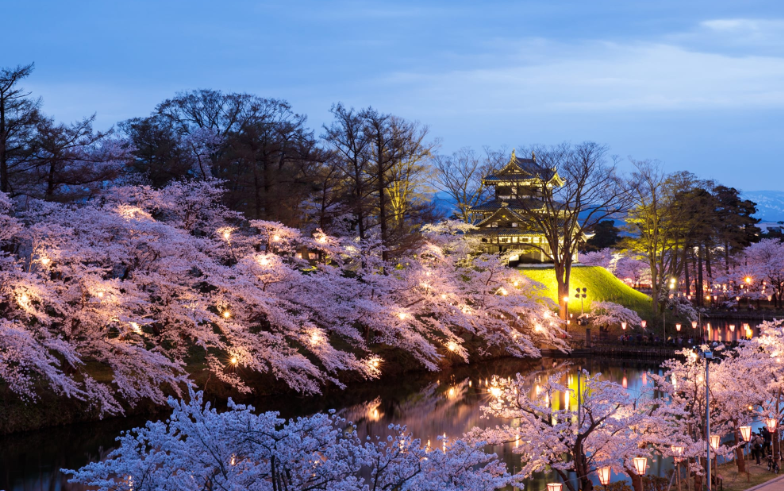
xmin=598 ymin=466 xmax=612 ymax=486
xmin=622 ymin=376 xmax=628 ymax=389
xmin=641 ymin=320 xmax=647 ymax=329
xmin=676 ymin=323 xmax=681 ymax=331
xmin=621 ymin=322 xmax=627 ymax=330
xmin=692 ymin=321 xmax=698 ymax=329
xmin=767 ymin=418 xmax=778 ymax=432
xmin=740 ymin=426 xmax=752 ymax=442
xmin=547 ymin=483 xmax=563 ymax=491
xmin=633 ymin=457 xmax=648 ymax=475
xmin=710 ymin=435 xmax=720 ymax=451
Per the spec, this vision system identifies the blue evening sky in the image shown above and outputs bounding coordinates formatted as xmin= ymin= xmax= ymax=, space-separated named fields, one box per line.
xmin=4 ymin=0 xmax=784 ymax=192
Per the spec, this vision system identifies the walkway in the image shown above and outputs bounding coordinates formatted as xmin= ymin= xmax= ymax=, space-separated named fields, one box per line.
xmin=746 ymin=474 xmax=784 ymax=491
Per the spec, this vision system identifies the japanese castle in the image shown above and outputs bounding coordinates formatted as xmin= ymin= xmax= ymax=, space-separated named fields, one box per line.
xmin=468 ymin=150 xmax=578 ymax=264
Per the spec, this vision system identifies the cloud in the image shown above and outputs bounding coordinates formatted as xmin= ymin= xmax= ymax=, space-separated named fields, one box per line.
xmin=372 ymin=31 xmax=784 ymax=117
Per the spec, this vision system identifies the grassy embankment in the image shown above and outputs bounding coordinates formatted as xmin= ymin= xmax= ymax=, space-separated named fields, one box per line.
xmin=518 ymin=265 xmax=654 ymax=335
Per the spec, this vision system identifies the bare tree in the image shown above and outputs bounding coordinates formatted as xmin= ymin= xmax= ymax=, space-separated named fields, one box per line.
xmin=322 ymin=104 xmax=373 ymax=240
xmin=515 ymin=142 xmax=630 ymax=319
xmin=0 ymin=63 xmax=40 ymax=194
xmin=431 ymin=147 xmax=501 ymax=223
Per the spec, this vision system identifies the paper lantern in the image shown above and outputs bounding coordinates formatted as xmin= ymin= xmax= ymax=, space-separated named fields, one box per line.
xmin=598 ymin=466 xmax=612 ymax=486
xmin=740 ymin=426 xmax=752 ymax=442
xmin=710 ymin=434 xmax=720 ymax=451
xmin=547 ymin=483 xmax=563 ymax=491
xmin=633 ymin=457 xmax=648 ymax=475
xmin=692 ymin=321 xmax=698 ymax=329
xmin=676 ymin=323 xmax=682 ymax=331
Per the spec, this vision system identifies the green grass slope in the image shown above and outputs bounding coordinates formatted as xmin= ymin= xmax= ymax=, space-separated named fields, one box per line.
xmin=519 ymin=265 xmax=653 ymax=321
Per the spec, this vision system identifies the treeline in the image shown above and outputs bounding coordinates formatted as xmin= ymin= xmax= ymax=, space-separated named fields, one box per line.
xmin=0 ymin=63 xmax=441 ymax=257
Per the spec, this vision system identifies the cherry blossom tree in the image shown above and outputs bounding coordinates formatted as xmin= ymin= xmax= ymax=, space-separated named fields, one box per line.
xmin=466 ymin=369 xmax=667 ymax=491
xmin=0 ymin=182 xmax=565 ymax=414
xmin=742 ymin=239 xmax=784 ymax=309
xmin=66 ymin=389 xmax=515 ymax=491
xmin=583 ymin=301 xmax=642 ymax=330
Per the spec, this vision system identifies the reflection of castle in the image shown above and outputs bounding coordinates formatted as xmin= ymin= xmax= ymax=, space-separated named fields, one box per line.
xmin=469 ymin=150 xmax=575 ymax=263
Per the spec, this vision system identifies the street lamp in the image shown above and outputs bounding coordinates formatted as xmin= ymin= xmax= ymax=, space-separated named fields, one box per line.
xmin=622 ymin=322 xmax=627 ymax=330
xmin=598 ymin=466 xmax=612 ymax=490
xmin=676 ymin=323 xmax=682 ymax=332
xmin=641 ymin=320 xmax=647 ymax=329
xmin=766 ymin=418 xmax=777 ymax=432
xmin=692 ymin=321 xmax=698 ymax=329
xmin=547 ymin=483 xmax=563 ymax=491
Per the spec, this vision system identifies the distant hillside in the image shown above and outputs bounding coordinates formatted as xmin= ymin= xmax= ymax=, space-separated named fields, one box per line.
xmin=743 ymin=190 xmax=784 ymax=222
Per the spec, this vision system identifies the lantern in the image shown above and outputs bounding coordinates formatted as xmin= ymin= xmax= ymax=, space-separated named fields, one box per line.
xmin=633 ymin=457 xmax=648 ymax=475
xmin=641 ymin=320 xmax=647 ymax=329
xmin=692 ymin=321 xmax=698 ymax=329
xmin=736 ymin=296 xmax=740 ymax=302
xmin=547 ymin=483 xmax=563 ymax=491
xmin=621 ymin=322 xmax=627 ymax=330
xmin=740 ymin=426 xmax=752 ymax=442
xmin=729 ymin=324 xmax=735 ymax=332
xmin=676 ymin=323 xmax=681 ymax=331
xmin=598 ymin=466 xmax=612 ymax=486
xmin=710 ymin=434 xmax=720 ymax=451
xmin=767 ymin=418 xmax=778 ymax=432
xmin=672 ymin=445 xmax=684 ymax=462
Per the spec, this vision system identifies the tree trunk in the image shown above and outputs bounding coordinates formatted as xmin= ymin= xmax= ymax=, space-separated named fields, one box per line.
xmin=684 ymin=248 xmax=691 ymax=298
xmin=628 ymin=470 xmax=643 ymax=491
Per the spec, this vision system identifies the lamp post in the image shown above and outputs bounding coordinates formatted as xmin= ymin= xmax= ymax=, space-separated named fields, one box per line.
xmin=576 ymin=287 xmax=588 ymax=316
xmin=633 ymin=457 xmax=648 ymax=491
xmin=740 ymin=425 xmax=752 ymax=462
xmin=672 ymin=446 xmax=684 ymax=491
xmin=698 ymin=348 xmax=714 ymax=490
xmin=766 ymin=418 xmax=778 ymax=464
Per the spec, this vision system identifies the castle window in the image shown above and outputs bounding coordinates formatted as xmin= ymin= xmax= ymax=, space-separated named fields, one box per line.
xmin=491 ymin=221 xmax=499 ymax=228
xmin=533 ymin=237 xmax=540 ymax=243
xmin=512 ymin=237 xmax=518 ymax=243
xmin=521 ymin=237 xmax=531 ymax=243
xmin=500 ymin=237 xmax=509 ymax=243
xmin=511 ymin=222 xmax=518 ymax=227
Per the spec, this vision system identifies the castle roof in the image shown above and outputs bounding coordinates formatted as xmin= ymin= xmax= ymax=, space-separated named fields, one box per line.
xmin=483 ymin=150 xmax=561 ymax=184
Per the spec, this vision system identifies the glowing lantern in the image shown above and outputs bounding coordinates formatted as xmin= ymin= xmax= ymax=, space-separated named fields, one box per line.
xmin=710 ymin=434 xmax=720 ymax=451
xmin=40 ymin=256 xmax=51 ymax=266
xmin=621 ymin=322 xmax=627 ymax=330
xmin=633 ymin=457 xmax=648 ymax=475
xmin=230 ymin=356 xmax=238 ymax=366
xmin=692 ymin=321 xmax=698 ymax=329
xmin=223 ymin=311 xmax=231 ymax=319
xmin=767 ymin=418 xmax=778 ymax=432
xmin=398 ymin=312 xmax=407 ymax=320
xmin=489 ymin=386 xmax=502 ymax=398
xmin=745 ymin=277 xmax=752 ymax=284
xmin=675 ymin=323 xmax=681 ymax=331
xmin=547 ymin=484 xmax=563 ymax=491
xmin=563 ymin=296 xmax=569 ymax=303
xmin=222 ymin=230 xmax=231 ymax=241
xmin=672 ymin=445 xmax=684 ymax=462
xmin=447 ymin=341 xmax=458 ymax=352
xmin=598 ymin=466 xmax=612 ymax=486
xmin=729 ymin=324 xmax=735 ymax=332
xmin=740 ymin=426 xmax=752 ymax=442
xmin=641 ymin=320 xmax=647 ymax=329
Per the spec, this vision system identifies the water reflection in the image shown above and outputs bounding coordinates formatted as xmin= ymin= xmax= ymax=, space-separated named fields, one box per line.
xmin=0 ymin=357 xmax=667 ymax=491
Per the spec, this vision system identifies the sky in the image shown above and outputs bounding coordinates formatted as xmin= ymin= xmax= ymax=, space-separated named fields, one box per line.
xmin=4 ymin=0 xmax=784 ymax=192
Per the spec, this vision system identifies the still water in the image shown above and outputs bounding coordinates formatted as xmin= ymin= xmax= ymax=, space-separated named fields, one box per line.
xmin=0 ymin=356 xmax=669 ymax=491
